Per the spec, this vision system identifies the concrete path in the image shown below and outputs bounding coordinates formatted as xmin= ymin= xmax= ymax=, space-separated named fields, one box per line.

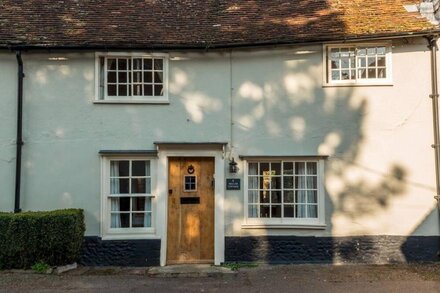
xmin=1 ymin=263 xmax=440 ymax=292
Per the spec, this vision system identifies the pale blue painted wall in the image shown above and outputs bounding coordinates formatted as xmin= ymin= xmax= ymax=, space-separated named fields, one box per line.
xmin=0 ymin=38 xmax=438 ymax=238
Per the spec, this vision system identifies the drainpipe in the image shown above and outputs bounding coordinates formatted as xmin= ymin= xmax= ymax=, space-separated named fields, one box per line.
xmin=14 ymin=51 xmax=24 ymax=213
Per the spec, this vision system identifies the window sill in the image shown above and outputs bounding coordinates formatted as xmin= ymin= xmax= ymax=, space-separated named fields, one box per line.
xmin=93 ymin=99 xmax=170 ymax=105
xmin=101 ymin=234 xmax=160 ymax=241
xmin=241 ymin=224 xmax=327 ymax=230
xmin=322 ymin=82 xmax=393 ymax=88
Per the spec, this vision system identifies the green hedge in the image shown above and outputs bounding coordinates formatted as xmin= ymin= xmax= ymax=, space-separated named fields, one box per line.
xmin=0 ymin=209 xmax=85 ymax=269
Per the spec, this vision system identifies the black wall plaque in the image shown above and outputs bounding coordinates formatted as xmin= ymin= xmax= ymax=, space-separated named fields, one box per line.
xmin=226 ymin=178 xmax=241 ymax=190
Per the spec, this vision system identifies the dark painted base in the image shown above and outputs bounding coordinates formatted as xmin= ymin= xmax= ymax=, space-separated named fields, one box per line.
xmin=225 ymin=236 xmax=440 ymax=264
xmin=81 ymin=237 xmax=160 ymax=267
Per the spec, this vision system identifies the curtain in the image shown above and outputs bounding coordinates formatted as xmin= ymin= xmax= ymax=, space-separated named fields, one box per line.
xmin=144 ymin=198 xmax=151 ymax=227
xmin=110 ymin=161 xmax=121 ymax=228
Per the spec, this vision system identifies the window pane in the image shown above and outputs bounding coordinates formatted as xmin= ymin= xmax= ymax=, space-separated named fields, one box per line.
xmin=133 ymin=71 xmax=142 ymax=82
xmin=358 ymin=48 xmax=367 ymax=56
xmin=330 ymin=48 xmax=339 ymax=58
xmin=260 ymin=176 xmax=270 ymax=190
xmin=118 ymin=59 xmax=127 ymax=70
xmin=296 ymin=205 xmax=307 ymax=218
xmin=358 ymin=57 xmax=366 ymax=67
xmin=331 ymin=60 xmax=339 ymax=69
xmin=133 ymin=58 xmax=142 ymax=70
xmin=111 ymin=197 xmax=130 ymax=211
xmin=145 ymin=213 xmax=152 ymax=227
xmin=306 ymin=176 xmax=317 ymax=189
xmin=307 ymin=205 xmax=318 ymax=218
xmin=306 ymin=162 xmax=317 ymax=175
xmin=248 ymin=205 xmax=258 ymax=218
xmin=154 ymin=71 xmax=163 ymax=83
xmin=108 ymin=84 xmax=117 ymax=96
xmin=132 ymin=161 xmax=146 ymax=176
xmin=260 ymin=191 xmax=270 ymax=203
xmin=144 ymin=85 xmax=153 ymax=96
xmin=133 ymin=84 xmax=142 ymax=96
xmin=367 ymin=47 xmax=376 ymax=55
xmin=118 ymin=85 xmax=127 ymax=96
xmin=143 ymin=59 xmax=152 ymax=70
xmin=271 ymin=205 xmax=281 ymax=218
xmin=110 ymin=178 xmax=129 ymax=194
xmin=341 ymin=58 xmax=349 ymax=69
xmin=144 ymin=72 xmax=153 ymax=83
xmin=131 ymin=178 xmax=146 ymax=193
xmin=132 ymin=213 xmax=146 ymax=228
xmin=271 ymin=163 xmax=281 ymax=175
xmin=295 ymin=176 xmax=306 ymax=189
xmin=283 ymin=176 xmax=294 ymax=189
xmin=284 ymin=205 xmax=294 ymax=218
xmin=377 ymin=47 xmax=386 ymax=55
xmin=368 ymin=57 xmax=376 ymax=67
xmin=368 ymin=68 xmax=376 ymax=79
xmin=271 ymin=191 xmax=281 ymax=203
xmin=248 ymin=177 xmax=258 ymax=189
xmin=132 ymin=197 xmax=146 ymax=211
xmin=307 ymin=191 xmax=318 ymax=204
xmin=118 ymin=72 xmax=127 ymax=83
xmin=377 ymin=56 xmax=386 ymax=67
xmin=248 ymin=190 xmax=258 ymax=203
xmin=111 ymin=213 xmax=129 ymax=228
xmin=108 ymin=71 xmax=116 ymax=83
xmin=378 ymin=67 xmax=386 ymax=78
xmin=295 ymin=162 xmax=306 ymax=175
xmin=260 ymin=163 xmax=270 ymax=175
xmin=284 ymin=190 xmax=294 ymax=203
xmin=296 ymin=190 xmax=307 ymax=203
xmin=283 ymin=162 xmax=293 ymax=174
xmin=358 ymin=69 xmax=367 ymax=79
xmin=260 ymin=205 xmax=270 ymax=218
xmin=249 ymin=163 xmax=258 ymax=175
xmin=154 ymin=84 xmax=164 ymax=96
xmin=154 ymin=59 xmax=163 ymax=70
xmin=331 ymin=70 xmax=340 ymax=81
xmin=107 ymin=59 xmax=117 ymax=70
xmin=341 ymin=70 xmax=350 ymax=80
xmin=110 ymin=161 xmax=129 ymax=177
xmin=271 ymin=176 xmax=281 ymax=189
xmin=145 ymin=197 xmax=152 ymax=211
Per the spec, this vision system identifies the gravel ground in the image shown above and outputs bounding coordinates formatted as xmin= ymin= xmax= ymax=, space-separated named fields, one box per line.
xmin=1 ymin=263 xmax=440 ymax=293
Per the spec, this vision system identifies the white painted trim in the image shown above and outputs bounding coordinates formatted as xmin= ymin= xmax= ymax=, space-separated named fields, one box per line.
xmin=242 ymin=158 xmax=326 ymax=227
xmin=241 ymin=224 xmax=326 ymax=229
xmin=100 ymin=155 xmax=158 ymax=239
xmin=94 ymin=52 xmax=170 ymax=103
xmin=157 ymin=149 xmax=225 ymax=266
xmin=322 ymin=42 xmax=393 ymax=87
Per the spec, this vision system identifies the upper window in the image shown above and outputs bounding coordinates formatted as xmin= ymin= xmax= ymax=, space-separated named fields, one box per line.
xmin=244 ymin=159 xmax=325 ymax=226
xmin=324 ymin=44 xmax=392 ymax=86
xmin=96 ymin=53 xmax=168 ymax=102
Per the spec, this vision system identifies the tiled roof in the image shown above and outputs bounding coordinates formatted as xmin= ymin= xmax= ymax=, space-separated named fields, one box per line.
xmin=0 ymin=0 xmax=438 ymax=49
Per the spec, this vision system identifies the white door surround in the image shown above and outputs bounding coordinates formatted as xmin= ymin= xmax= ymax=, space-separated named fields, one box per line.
xmin=155 ymin=143 xmax=226 ymax=266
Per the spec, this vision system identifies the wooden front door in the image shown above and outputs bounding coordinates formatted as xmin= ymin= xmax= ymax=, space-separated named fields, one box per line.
xmin=167 ymin=157 xmax=215 ymax=264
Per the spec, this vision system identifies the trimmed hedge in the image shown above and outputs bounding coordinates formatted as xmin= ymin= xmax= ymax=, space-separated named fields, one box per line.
xmin=0 ymin=209 xmax=85 ymax=269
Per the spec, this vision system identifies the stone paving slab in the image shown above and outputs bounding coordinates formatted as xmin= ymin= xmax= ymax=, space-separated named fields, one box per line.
xmin=147 ymin=264 xmax=236 ymax=278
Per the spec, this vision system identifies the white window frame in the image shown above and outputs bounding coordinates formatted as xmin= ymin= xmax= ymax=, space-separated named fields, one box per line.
xmin=101 ymin=155 xmax=158 ymax=240
xmin=94 ymin=52 xmax=169 ymax=104
xmin=323 ymin=43 xmax=393 ymax=86
xmin=242 ymin=158 xmax=326 ymax=229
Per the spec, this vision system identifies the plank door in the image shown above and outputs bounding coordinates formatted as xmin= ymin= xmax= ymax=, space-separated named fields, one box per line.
xmin=167 ymin=157 xmax=215 ymax=264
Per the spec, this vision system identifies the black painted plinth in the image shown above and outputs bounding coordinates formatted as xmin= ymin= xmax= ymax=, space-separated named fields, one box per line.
xmin=81 ymin=236 xmax=160 ymax=267
xmin=225 ymin=236 xmax=440 ymax=264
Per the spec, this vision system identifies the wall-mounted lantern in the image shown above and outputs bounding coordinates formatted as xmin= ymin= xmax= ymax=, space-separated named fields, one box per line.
xmin=229 ymin=157 xmax=238 ymax=173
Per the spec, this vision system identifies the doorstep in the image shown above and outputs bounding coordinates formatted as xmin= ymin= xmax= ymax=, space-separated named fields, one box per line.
xmin=147 ymin=264 xmax=237 ymax=278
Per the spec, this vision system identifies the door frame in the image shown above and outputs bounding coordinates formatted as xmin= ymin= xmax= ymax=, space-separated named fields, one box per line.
xmin=156 ymin=148 xmax=225 ymax=266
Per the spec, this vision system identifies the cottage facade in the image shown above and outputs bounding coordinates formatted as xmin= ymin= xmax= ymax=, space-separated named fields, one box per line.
xmin=1 ymin=0 xmax=440 ymax=266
